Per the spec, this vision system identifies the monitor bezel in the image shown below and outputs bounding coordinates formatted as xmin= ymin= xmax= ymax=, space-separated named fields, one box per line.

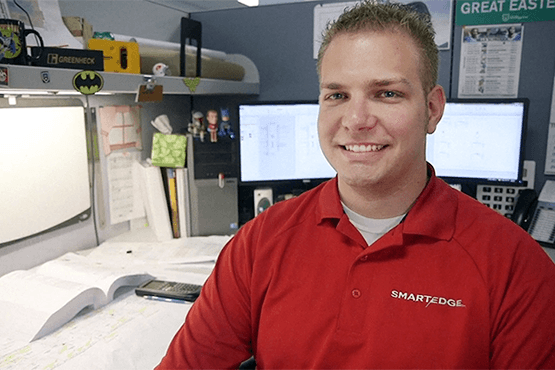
xmin=431 ymin=98 xmax=529 ymax=186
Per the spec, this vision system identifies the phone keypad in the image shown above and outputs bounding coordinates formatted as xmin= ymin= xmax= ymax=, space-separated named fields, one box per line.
xmin=162 ymin=282 xmax=200 ymax=293
xmin=476 ymin=160 xmax=535 ymax=218
xmin=478 ymin=186 xmax=529 ymax=217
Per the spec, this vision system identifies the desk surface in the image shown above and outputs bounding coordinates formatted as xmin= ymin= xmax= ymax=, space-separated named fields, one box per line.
xmin=1 ymin=231 xmax=553 ymax=370
xmin=2 ymin=289 xmax=190 ymax=369
xmin=0 ymin=261 xmax=214 ymax=370
xmin=0 ymin=229 xmax=226 ymax=370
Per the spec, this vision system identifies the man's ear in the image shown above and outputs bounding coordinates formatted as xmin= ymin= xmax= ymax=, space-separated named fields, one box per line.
xmin=426 ymin=85 xmax=446 ymax=134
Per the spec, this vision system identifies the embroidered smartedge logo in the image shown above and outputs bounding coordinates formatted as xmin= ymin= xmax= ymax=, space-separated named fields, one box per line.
xmin=391 ymin=290 xmax=466 ymax=308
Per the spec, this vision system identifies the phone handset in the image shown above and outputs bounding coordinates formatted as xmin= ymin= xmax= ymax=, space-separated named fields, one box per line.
xmin=512 ymin=188 xmax=538 ymax=231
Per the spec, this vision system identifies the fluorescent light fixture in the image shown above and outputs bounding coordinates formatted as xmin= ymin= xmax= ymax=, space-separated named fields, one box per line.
xmin=238 ymin=0 xmax=259 ymax=6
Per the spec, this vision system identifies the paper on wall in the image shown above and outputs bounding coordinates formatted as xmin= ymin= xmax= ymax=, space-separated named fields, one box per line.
xmin=458 ymin=24 xmax=523 ymax=98
xmin=544 ymin=66 xmax=555 ymax=175
xmin=0 ymin=0 xmax=9 ymax=18
xmin=313 ymin=1 xmax=358 ymax=59
xmin=107 ymin=151 xmax=145 ymax=225
xmin=5 ymin=0 xmax=82 ymax=48
xmin=313 ymin=0 xmax=453 ymax=59
xmin=99 ymin=105 xmax=143 ymax=156
xmin=538 ymin=180 xmax=555 ymax=203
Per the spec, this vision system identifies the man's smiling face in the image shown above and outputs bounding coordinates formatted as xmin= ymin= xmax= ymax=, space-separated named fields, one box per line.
xmin=318 ymin=29 xmax=443 ymax=197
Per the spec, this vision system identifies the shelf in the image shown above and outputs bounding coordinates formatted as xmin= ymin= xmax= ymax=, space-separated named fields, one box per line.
xmin=0 ymin=59 xmax=259 ymax=96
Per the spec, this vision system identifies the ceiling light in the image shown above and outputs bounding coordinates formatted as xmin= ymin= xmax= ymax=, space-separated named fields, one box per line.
xmin=238 ymin=0 xmax=259 ymax=6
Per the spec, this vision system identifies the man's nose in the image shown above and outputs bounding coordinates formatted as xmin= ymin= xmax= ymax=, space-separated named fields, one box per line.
xmin=342 ymin=97 xmax=378 ymax=131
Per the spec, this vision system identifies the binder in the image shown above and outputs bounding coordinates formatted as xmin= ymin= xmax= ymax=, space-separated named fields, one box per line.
xmin=135 ymin=161 xmax=173 ymax=241
xmin=166 ymin=168 xmax=180 ymax=238
xmin=176 ymin=168 xmax=191 ymax=238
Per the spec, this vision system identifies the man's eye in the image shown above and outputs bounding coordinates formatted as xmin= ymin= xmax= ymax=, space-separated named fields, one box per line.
xmin=381 ymin=91 xmax=401 ymax=98
xmin=328 ymin=93 xmax=345 ymax=100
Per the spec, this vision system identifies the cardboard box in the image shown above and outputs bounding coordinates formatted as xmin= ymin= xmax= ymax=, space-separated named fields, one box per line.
xmin=88 ymin=39 xmax=140 ymax=74
xmin=31 ymin=47 xmax=103 ymax=70
xmin=62 ymin=17 xmax=93 ymax=47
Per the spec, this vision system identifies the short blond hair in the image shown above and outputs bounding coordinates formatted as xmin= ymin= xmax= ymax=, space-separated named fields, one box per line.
xmin=317 ymin=1 xmax=438 ymax=93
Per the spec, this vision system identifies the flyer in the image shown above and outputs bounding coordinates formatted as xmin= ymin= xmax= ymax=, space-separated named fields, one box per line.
xmin=458 ymin=24 xmax=523 ymax=98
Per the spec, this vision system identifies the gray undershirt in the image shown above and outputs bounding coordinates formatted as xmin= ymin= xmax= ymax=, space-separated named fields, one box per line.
xmin=342 ymin=202 xmax=405 ymax=246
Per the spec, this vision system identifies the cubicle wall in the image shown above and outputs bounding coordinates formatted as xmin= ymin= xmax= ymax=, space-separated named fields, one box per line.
xmin=451 ymin=20 xmax=555 ymax=190
xmin=0 ymin=93 xmax=192 ymax=275
xmin=192 ymin=0 xmax=555 ymax=195
xmin=191 ymin=1 xmax=453 ymax=223
xmin=2 ymin=0 xmax=555 ymax=274
xmin=192 ymin=2 xmax=452 ymax=104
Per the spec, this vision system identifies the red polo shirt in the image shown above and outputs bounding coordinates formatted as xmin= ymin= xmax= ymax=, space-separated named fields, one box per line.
xmin=157 ymin=171 xmax=555 ymax=369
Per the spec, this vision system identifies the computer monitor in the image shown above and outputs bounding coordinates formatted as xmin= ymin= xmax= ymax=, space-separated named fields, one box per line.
xmin=0 ymin=98 xmax=91 ymax=246
xmin=238 ymin=101 xmax=336 ymax=184
xmin=238 ymin=99 xmax=527 ymax=186
xmin=427 ymin=99 xmax=528 ymax=185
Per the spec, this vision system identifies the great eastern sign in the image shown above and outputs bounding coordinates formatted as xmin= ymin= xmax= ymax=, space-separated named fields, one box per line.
xmin=456 ymin=0 xmax=555 ymax=25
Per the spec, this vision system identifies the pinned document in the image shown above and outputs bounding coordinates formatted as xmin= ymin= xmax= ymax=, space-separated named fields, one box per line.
xmin=107 ymin=151 xmax=145 ymax=225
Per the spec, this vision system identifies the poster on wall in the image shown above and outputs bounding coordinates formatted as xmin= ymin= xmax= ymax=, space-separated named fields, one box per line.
xmin=99 ymin=105 xmax=143 ymax=156
xmin=457 ymin=24 xmax=523 ymax=98
xmin=313 ymin=0 xmax=453 ymax=59
xmin=456 ymin=0 xmax=555 ymax=25
xmin=106 ymin=151 xmax=145 ymax=225
xmin=98 ymin=105 xmax=145 ymax=225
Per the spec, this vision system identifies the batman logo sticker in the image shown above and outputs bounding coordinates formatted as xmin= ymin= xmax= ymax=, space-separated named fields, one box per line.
xmin=73 ymin=70 xmax=104 ymax=95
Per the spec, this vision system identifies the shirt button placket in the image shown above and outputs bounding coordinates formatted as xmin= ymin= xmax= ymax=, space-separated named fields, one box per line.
xmin=337 ymin=256 xmax=368 ymax=332
xmin=351 ymin=256 xmax=367 ymax=298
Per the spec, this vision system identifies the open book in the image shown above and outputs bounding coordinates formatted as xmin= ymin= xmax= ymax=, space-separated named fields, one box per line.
xmin=0 ymin=253 xmax=153 ymax=343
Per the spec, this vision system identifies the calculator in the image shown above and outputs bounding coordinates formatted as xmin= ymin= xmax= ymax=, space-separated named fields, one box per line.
xmin=135 ymin=279 xmax=202 ymax=302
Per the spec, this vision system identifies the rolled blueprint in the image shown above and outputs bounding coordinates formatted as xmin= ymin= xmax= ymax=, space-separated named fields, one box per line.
xmin=113 ymin=34 xmax=245 ymax=80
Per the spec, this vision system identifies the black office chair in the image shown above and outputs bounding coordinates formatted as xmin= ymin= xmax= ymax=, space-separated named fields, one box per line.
xmin=239 ymin=356 xmax=256 ymax=369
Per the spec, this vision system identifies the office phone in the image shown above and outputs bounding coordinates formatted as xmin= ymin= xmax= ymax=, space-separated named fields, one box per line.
xmin=512 ymin=181 xmax=555 ymax=245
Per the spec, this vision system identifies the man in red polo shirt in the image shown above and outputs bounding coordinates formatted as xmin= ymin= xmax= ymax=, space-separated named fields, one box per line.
xmin=156 ymin=1 xmax=555 ymax=368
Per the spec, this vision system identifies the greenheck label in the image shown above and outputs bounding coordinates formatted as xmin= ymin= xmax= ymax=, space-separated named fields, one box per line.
xmin=456 ymin=0 xmax=555 ymax=25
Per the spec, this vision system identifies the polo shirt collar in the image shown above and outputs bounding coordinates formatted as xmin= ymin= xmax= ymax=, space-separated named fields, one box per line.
xmin=317 ymin=164 xmax=457 ymax=242
xmin=401 ymin=165 xmax=457 ymax=241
